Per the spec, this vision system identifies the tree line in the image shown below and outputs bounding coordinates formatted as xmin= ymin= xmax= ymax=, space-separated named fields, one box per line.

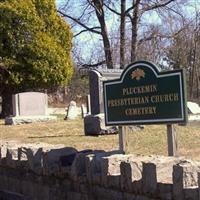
xmin=58 ymin=0 xmax=200 ymax=100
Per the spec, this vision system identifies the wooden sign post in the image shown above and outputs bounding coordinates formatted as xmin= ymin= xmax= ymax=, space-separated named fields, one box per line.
xmin=118 ymin=126 xmax=127 ymax=153
xmin=167 ymin=124 xmax=178 ymax=156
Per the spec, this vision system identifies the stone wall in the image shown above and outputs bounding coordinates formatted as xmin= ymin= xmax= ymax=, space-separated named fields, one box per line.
xmin=0 ymin=144 xmax=200 ymax=200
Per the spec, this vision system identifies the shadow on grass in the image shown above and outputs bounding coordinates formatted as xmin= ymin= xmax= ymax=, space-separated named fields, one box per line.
xmin=27 ymin=135 xmax=87 ymax=139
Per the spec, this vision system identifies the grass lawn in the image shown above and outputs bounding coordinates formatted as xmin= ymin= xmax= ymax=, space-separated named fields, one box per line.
xmin=0 ymin=117 xmax=200 ymax=161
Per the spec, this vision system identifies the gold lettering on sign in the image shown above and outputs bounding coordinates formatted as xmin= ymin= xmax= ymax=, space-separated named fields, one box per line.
xmin=125 ymin=106 xmax=156 ymax=116
xmin=123 ymin=84 xmax=157 ymax=96
xmin=151 ymin=93 xmax=179 ymax=103
xmin=107 ymin=96 xmax=149 ymax=107
xmin=108 ymin=93 xmax=179 ymax=108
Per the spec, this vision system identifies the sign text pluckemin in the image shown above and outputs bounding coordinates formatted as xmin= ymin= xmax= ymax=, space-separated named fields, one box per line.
xmin=103 ymin=61 xmax=187 ymax=126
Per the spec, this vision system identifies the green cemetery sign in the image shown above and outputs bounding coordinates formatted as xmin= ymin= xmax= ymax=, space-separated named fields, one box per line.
xmin=103 ymin=61 xmax=187 ymax=125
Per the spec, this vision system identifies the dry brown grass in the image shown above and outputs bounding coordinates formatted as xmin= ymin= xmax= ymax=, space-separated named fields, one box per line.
xmin=0 ymin=117 xmax=200 ymax=161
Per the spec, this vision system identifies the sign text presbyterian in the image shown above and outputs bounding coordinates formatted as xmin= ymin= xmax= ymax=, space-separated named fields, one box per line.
xmin=103 ymin=61 xmax=187 ymax=125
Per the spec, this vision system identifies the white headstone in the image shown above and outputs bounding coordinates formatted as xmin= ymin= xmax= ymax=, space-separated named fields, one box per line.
xmin=187 ymin=101 xmax=200 ymax=114
xmin=67 ymin=101 xmax=81 ymax=120
xmin=81 ymin=104 xmax=87 ymax=118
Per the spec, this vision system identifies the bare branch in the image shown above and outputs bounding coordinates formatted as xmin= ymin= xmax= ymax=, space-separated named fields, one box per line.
xmin=57 ymin=10 xmax=101 ymax=35
xmin=125 ymin=2 xmax=137 ymax=15
xmin=164 ymin=6 xmax=186 ymax=24
xmin=78 ymin=3 xmax=91 ymax=20
xmin=141 ymin=0 xmax=176 ymax=14
xmin=88 ymin=0 xmax=103 ymax=16
xmin=74 ymin=27 xmax=101 ymax=37
xmin=103 ymin=3 xmax=121 ymax=16
xmin=138 ymin=25 xmax=189 ymax=46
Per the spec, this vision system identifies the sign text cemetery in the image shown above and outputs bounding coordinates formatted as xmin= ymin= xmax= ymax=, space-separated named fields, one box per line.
xmin=103 ymin=61 xmax=187 ymax=126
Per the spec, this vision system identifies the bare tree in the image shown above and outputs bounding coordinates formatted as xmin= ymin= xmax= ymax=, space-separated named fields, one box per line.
xmin=58 ymin=0 xmax=113 ymax=68
xmin=165 ymin=4 xmax=200 ymax=99
xmin=89 ymin=0 xmax=113 ymax=68
xmin=104 ymin=0 xmax=182 ymax=63
xmin=58 ymin=0 xmax=197 ymax=71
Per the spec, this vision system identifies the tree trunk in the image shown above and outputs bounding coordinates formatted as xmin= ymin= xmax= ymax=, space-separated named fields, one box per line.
xmin=131 ymin=0 xmax=140 ymax=62
xmin=1 ymin=87 xmax=14 ymax=118
xmin=196 ymin=70 xmax=199 ymax=98
xmin=189 ymin=63 xmax=195 ymax=99
xmin=120 ymin=0 xmax=126 ymax=69
xmin=93 ymin=0 xmax=113 ymax=69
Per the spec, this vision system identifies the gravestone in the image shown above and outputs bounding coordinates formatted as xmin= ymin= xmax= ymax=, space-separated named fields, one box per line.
xmin=81 ymin=104 xmax=87 ymax=118
xmin=5 ymin=92 xmax=57 ymax=125
xmin=89 ymin=69 xmax=123 ymax=115
xmin=84 ymin=69 xmax=123 ymax=135
xmin=187 ymin=101 xmax=200 ymax=121
xmin=86 ymin=94 xmax=91 ymax=114
xmin=12 ymin=92 xmax=48 ymax=116
xmin=65 ymin=101 xmax=81 ymax=120
xmin=187 ymin=101 xmax=200 ymax=114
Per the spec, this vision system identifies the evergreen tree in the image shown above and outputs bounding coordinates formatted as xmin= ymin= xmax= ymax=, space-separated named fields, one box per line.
xmin=0 ymin=0 xmax=73 ymax=116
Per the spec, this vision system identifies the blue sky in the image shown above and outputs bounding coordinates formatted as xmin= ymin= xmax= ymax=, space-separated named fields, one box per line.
xmin=56 ymin=0 xmax=200 ymax=64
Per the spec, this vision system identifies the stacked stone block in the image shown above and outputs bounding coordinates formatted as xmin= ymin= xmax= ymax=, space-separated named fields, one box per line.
xmin=0 ymin=145 xmax=200 ymax=200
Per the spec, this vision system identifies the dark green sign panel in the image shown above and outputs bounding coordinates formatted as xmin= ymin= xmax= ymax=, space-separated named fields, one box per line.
xmin=103 ymin=61 xmax=187 ymax=125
